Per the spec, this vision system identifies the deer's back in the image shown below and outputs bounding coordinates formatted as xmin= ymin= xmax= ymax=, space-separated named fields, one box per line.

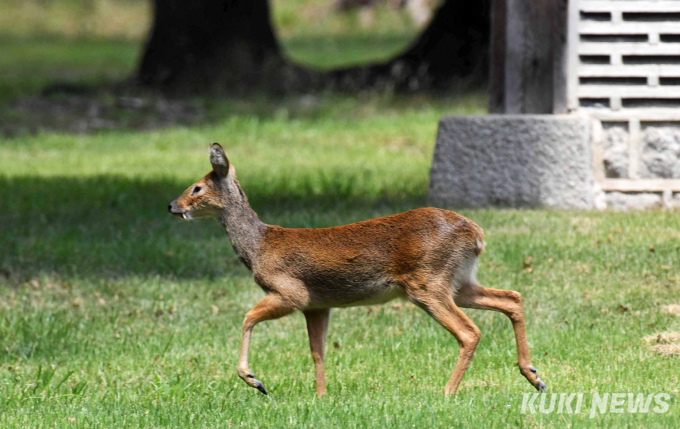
xmin=253 ymin=208 xmax=483 ymax=306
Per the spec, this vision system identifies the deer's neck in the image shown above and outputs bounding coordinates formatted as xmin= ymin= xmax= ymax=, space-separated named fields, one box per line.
xmin=217 ymin=179 xmax=265 ymax=271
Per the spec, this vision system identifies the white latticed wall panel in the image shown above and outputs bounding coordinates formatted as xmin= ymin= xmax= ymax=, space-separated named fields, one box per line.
xmin=570 ymin=0 xmax=680 ymax=206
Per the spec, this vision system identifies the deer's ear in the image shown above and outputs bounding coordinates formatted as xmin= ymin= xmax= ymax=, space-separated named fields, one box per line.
xmin=210 ymin=143 xmax=229 ymax=177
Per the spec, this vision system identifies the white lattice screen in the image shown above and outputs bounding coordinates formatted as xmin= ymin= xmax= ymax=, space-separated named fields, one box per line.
xmin=569 ymin=0 xmax=680 ymax=207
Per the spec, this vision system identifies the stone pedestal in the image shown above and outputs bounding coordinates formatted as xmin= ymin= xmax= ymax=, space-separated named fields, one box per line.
xmin=428 ymin=115 xmax=593 ymax=209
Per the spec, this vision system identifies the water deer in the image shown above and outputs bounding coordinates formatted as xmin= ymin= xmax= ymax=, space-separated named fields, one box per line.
xmin=168 ymin=143 xmax=546 ymax=397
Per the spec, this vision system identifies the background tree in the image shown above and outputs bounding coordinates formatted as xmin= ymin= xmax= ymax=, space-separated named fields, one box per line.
xmin=138 ymin=0 xmax=490 ymax=93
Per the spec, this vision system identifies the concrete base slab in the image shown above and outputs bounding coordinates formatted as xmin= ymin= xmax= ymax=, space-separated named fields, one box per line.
xmin=428 ymin=115 xmax=593 ymax=209
xmin=605 ymin=192 xmax=663 ymax=211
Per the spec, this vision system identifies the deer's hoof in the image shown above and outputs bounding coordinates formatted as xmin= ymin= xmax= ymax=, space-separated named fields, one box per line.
xmin=254 ymin=379 xmax=268 ymax=395
xmin=242 ymin=372 xmax=268 ymax=395
xmin=248 ymin=373 xmax=267 ymax=395
xmin=535 ymin=378 xmax=546 ymax=392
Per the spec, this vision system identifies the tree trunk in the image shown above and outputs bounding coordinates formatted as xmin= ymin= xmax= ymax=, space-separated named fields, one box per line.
xmin=138 ymin=0 xmax=304 ymax=92
xmin=137 ymin=0 xmax=489 ymax=93
xmin=328 ymin=0 xmax=490 ymax=91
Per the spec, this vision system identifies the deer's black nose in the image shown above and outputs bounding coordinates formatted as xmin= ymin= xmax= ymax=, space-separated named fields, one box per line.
xmin=168 ymin=204 xmax=173 ymax=212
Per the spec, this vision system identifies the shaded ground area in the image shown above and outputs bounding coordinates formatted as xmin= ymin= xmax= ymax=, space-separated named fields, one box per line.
xmin=5 ymin=95 xmax=205 ymax=136
xmin=0 ymin=88 xmax=487 ymax=137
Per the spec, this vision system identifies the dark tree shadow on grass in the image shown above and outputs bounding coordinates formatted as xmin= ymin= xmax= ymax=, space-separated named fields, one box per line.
xmin=0 ymin=175 xmax=426 ymax=283
xmin=1 ymin=84 xmax=486 ymax=138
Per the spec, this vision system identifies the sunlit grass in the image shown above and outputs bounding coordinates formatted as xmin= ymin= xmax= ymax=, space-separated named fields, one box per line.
xmin=1 ymin=103 xmax=679 ymax=427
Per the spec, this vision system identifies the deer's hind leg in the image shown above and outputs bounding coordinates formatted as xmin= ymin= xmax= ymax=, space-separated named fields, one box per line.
xmin=406 ymin=281 xmax=481 ymax=396
xmin=454 ymin=283 xmax=546 ymax=391
xmin=304 ymin=308 xmax=330 ymax=397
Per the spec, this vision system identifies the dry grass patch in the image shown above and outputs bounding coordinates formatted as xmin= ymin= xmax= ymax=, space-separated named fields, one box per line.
xmin=643 ymin=332 xmax=680 ymax=357
xmin=661 ymin=304 xmax=680 ymax=317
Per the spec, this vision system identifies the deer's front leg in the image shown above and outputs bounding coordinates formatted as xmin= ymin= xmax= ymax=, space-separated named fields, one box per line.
xmin=304 ymin=309 xmax=330 ymax=397
xmin=238 ymin=293 xmax=295 ymax=395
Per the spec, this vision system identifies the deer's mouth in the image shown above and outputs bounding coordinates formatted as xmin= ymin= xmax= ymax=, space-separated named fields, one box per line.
xmin=168 ymin=201 xmax=191 ymax=219
xmin=170 ymin=209 xmax=191 ymax=220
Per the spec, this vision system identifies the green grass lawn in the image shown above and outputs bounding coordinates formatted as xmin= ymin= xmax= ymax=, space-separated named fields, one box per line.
xmin=0 ymin=38 xmax=140 ymax=104
xmin=0 ymin=1 xmax=679 ymax=427
xmin=1 ymin=101 xmax=679 ymax=427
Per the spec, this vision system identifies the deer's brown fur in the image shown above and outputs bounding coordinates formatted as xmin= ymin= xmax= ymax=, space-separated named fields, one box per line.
xmin=168 ymin=143 xmax=545 ymax=397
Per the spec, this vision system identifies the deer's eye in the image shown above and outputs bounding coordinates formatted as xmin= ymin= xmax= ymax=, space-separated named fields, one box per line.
xmin=192 ymin=186 xmax=202 ymax=195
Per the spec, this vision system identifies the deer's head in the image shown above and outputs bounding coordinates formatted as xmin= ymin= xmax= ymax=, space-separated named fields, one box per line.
xmin=168 ymin=143 xmax=233 ymax=220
